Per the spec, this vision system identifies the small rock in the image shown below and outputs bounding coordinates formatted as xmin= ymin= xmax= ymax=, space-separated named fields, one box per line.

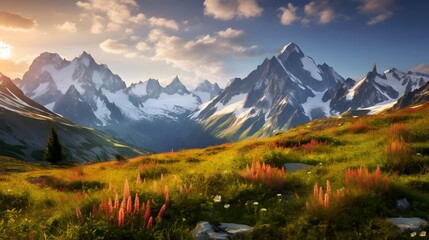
xmin=193 ymin=221 xmax=253 ymax=240
xmin=396 ymin=198 xmax=410 ymax=209
xmin=283 ymin=163 xmax=313 ymax=172
xmin=387 ymin=217 xmax=428 ymax=231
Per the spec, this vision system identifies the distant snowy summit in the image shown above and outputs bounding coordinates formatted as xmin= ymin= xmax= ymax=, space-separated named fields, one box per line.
xmin=16 ymin=52 xmax=224 ymax=151
xmin=18 ymin=52 xmax=221 ymax=127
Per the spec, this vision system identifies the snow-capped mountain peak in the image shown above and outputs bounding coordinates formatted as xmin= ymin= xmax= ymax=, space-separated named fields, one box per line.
xmin=76 ymin=51 xmax=95 ymax=67
xmin=330 ymin=65 xmax=429 ymax=114
xmin=279 ymin=42 xmax=302 ymax=56
xmin=278 ymin=42 xmax=304 ymax=64
xmin=193 ymin=80 xmax=222 ymax=103
xmin=32 ymin=52 xmax=64 ymax=69
xmin=164 ymin=76 xmax=190 ymax=95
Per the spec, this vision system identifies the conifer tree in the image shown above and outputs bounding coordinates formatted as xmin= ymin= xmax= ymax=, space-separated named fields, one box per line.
xmin=43 ymin=126 xmax=65 ymax=164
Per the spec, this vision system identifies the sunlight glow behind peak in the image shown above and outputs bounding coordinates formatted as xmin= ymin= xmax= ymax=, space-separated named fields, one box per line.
xmin=0 ymin=41 xmax=12 ymax=60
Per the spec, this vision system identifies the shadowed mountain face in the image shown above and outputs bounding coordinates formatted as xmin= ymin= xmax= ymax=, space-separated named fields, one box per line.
xmin=330 ymin=66 xmax=429 ymax=113
xmin=0 ymin=73 xmax=145 ymax=162
xmin=392 ymin=81 xmax=429 ymax=110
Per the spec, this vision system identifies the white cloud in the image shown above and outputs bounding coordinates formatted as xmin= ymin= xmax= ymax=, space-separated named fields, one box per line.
xmin=0 ymin=12 xmax=37 ymax=31
xmin=148 ymin=17 xmax=179 ymax=30
xmin=99 ymin=26 xmax=257 ymax=81
xmin=147 ymin=29 xmax=165 ymax=43
xmin=99 ymin=39 xmax=130 ymax=54
xmin=55 ymin=21 xmax=77 ymax=32
xmin=136 ymin=41 xmax=150 ymax=52
xmin=303 ymin=1 xmax=335 ymax=25
xmin=203 ymin=0 xmax=263 ymax=20
xmin=77 ymin=0 xmax=179 ymax=32
xmin=77 ymin=0 xmax=138 ymax=31
xmin=151 ymin=28 xmax=258 ymax=81
xmin=304 ymin=2 xmax=317 ymax=16
xmin=358 ymin=0 xmax=394 ymax=25
xmin=359 ymin=0 xmax=394 ymax=14
xmin=367 ymin=11 xmax=392 ymax=25
xmin=0 ymin=58 xmax=29 ymax=79
xmin=411 ymin=64 xmax=429 ymax=75
xmin=279 ymin=3 xmax=299 ymax=25
xmin=90 ymin=15 xmax=104 ymax=34
xmin=301 ymin=18 xmax=311 ymax=25
xmin=130 ymin=35 xmax=140 ymax=41
xmin=319 ymin=8 xmax=334 ymax=24
xmin=129 ymin=13 xmax=146 ymax=24
xmin=218 ymin=27 xmax=244 ymax=39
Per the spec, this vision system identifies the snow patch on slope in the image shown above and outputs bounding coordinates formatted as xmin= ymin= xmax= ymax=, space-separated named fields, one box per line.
xmin=102 ymin=90 xmax=144 ymax=120
xmin=193 ymin=91 xmax=210 ymax=103
xmin=213 ymin=93 xmax=248 ymax=117
xmin=42 ymin=60 xmax=79 ymax=94
xmin=346 ymin=79 xmax=363 ymax=100
xmin=32 ymin=82 xmax=50 ymax=98
xmin=301 ymin=90 xmax=331 ymax=119
xmin=364 ymin=101 xmax=397 ymax=114
xmin=129 ymin=82 xmax=148 ymax=97
xmin=302 ymin=56 xmax=322 ymax=81
xmin=93 ymin=97 xmax=110 ymax=125
xmin=92 ymin=71 xmax=104 ymax=89
xmin=143 ymin=92 xmax=200 ymax=119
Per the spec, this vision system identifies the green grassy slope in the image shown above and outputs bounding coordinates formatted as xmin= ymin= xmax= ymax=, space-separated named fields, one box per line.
xmin=0 ymin=103 xmax=428 ymax=239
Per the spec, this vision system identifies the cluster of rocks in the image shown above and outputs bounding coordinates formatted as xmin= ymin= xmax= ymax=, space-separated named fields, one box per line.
xmin=193 ymin=221 xmax=253 ymax=240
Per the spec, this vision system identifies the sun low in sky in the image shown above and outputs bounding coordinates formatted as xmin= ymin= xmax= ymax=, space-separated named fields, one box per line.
xmin=0 ymin=0 xmax=428 ymax=87
xmin=0 ymin=41 xmax=12 ymax=60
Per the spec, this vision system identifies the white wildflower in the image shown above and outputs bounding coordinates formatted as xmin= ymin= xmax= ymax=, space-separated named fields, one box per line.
xmin=213 ymin=195 xmax=222 ymax=203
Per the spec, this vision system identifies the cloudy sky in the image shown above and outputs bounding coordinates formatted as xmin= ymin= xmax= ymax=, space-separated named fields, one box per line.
xmin=0 ymin=0 xmax=428 ymax=88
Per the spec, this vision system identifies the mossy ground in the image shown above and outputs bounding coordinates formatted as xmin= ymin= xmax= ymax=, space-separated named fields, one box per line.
xmin=0 ymin=103 xmax=428 ymax=239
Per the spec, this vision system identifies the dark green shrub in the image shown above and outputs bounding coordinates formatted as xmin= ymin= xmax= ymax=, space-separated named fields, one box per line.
xmin=0 ymin=191 xmax=29 ymax=212
xmin=43 ymin=126 xmax=66 ymax=164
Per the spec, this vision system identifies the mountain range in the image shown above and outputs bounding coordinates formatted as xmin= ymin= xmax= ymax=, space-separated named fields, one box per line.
xmin=193 ymin=43 xmax=429 ymax=139
xmin=0 ymin=73 xmax=145 ymax=162
xmin=17 ymin=52 xmax=222 ymax=151
xmin=4 ymin=42 xmax=429 ymax=159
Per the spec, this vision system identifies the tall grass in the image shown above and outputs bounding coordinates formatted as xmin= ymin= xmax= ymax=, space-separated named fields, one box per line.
xmin=242 ymin=161 xmax=285 ymax=188
xmin=301 ymin=139 xmax=328 ymax=154
xmin=345 ymin=166 xmax=389 ymax=192
xmin=389 ymin=123 xmax=409 ymax=140
xmin=347 ymin=124 xmax=369 ymax=134
xmin=384 ymin=138 xmax=416 ymax=173
xmin=307 ymin=166 xmax=389 ymax=216
xmin=306 ymin=180 xmax=344 ymax=210
xmin=75 ymin=179 xmax=169 ymax=232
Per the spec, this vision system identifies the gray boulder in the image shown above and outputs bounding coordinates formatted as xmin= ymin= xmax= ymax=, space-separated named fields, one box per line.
xmin=387 ymin=217 xmax=428 ymax=231
xmin=193 ymin=221 xmax=253 ymax=240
